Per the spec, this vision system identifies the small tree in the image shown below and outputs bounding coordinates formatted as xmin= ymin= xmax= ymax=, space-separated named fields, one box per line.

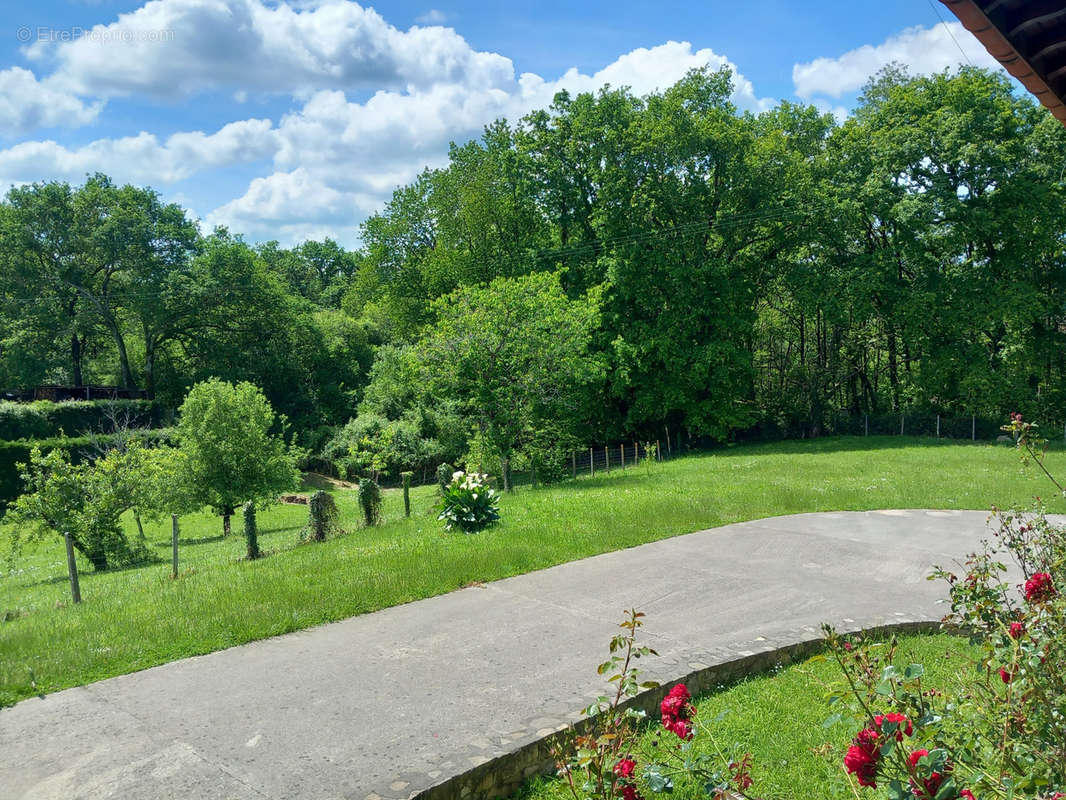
xmin=7 ymin=446 xmax=140 ymax=571
xmin=175 ymin=379 xmax=301 ymax=537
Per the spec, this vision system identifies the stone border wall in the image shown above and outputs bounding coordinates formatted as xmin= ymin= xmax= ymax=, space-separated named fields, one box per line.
xmin=414 ymin=621 xmax=940 ymax=800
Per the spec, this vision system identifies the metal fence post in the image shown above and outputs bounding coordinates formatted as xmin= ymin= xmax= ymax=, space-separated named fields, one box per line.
xmin=589 ymin=447 xmax=594 ymax=478
xmin=972 ymin=415 xmax=975 ymax=441
xmin=900 ymin=414 xmax=904 ymax=436
xmin=865 ymin=414 xmax=868 ymax=436
xmin=936 ymin=414 xmax=940 ymax=439
xmin=571 ymin=451 xmax=576 ymax=479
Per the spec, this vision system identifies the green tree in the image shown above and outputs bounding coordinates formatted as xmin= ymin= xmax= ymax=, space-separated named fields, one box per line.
xmin=415 ymin=272 xmax=598 ymax=491
xmin=175 ymin=379 xmax=301 ymax=536
xmin=6 ymin=446 xmax=139 ymax=571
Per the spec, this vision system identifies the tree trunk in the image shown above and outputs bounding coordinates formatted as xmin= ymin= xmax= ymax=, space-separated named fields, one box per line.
xmin=134 ymin=512 xmax=145 ymax=540
xmin=143 ymin=333 xmax=156 ymax=400
xmin=104 ymin=315 xmax=137 ymax=390
xmin=502 ymin=455 xmax=511 ymax=493
xmin=886 ymin=323 xmax=900 ymax=412
xmin=222 ymin=511 xmax=232 ymax=538
xmin=71 ymin=333 xmax=84 ymax=387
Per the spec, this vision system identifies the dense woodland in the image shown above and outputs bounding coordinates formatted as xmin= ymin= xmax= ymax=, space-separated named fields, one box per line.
xmin=2 ymin=65 xmax=1065 ymax=482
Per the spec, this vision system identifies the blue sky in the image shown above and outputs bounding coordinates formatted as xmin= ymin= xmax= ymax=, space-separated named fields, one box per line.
xmin=0 ymin=0 xmax=1001 ymax=246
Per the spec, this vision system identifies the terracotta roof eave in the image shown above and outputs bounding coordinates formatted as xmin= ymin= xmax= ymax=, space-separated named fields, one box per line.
xmin=940 ymin=0 xmax=1066 ymax=126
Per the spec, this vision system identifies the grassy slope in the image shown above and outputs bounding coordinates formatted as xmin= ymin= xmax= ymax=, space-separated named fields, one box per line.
xmin=0 ymin=437 xmax=1060 ymax=705
xmin=516 ymin=633 xmax=979 ymax=800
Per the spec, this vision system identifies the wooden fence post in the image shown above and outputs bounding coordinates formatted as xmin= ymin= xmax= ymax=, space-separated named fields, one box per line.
xmin=589 ymin=447 xmax=594 ymax=477
xmin=864 ymin=414 xmax=869 ymax=436
xmin=665 ymin=426 xmax=672 ymax=458
xmin=900 ymin=415 xmax=904 ymax=436
xmin=936 ymin=414 xmax=940 ymax=439
xmin=605 ymin=445 xmax=610 ymax=472
xmin=64 ymin=532 xmax=81 ymax=604
xmin=656 ymin=440 xmax=662 ymax=461
xmin=620 ymin=442 xmax=625 ymax=469
xmin=171 ymin=514 xmax=180 ymax=578
xmin=571 ymin=451 xmax=577 ymax=479
xmin=972 ymin=415 xmax=976 ymax=441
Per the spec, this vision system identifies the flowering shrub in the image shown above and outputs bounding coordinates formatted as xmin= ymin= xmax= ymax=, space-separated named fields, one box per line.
xmin=552 ymin=610 xmax=758 ymax=800
xmin=437 ymin=470 xmax=500 ymax=533
xmin=824 ymin=414 xmax=1065 ymax=800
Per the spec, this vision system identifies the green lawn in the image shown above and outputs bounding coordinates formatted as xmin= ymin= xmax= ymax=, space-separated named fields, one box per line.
xmin=516 ymin=633 xmax=979 ymax=800
xmin=0 ymin=436 xmax=1060 ymax=706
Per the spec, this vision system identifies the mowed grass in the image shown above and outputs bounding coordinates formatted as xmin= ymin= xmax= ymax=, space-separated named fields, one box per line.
xmin=1 ymin=436 xmax=1061 ymax=705
xmin=516 ymin=633 xmax=979 ymax=800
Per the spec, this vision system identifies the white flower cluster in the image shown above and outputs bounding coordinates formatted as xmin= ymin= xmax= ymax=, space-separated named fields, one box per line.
xmin=450 ymin=470 xmax=490 ymax=490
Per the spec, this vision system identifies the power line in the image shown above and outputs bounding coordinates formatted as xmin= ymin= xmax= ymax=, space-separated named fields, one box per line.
xmin=926 ymin=0 xmax=974 ymax=67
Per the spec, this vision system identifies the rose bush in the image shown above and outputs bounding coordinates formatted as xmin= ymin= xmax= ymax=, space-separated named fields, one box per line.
xmin=824 ymin=414 xmax=1064 ymax=800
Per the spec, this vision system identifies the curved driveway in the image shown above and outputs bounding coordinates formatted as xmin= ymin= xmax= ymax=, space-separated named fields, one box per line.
xmin=1 ymin=510 xmax=1005 ymax=799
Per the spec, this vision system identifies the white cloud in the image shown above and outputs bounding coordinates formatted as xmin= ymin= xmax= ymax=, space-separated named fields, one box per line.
xmin=206 ymin=40 xmax=773 ymax=243
xmin=415 ymin=9 xmax=448 ymax=25
xmin=0 ymin=118 xmax=277 ymax=186
xmin=28 ymin=0 xmax=514 ymax=98
xmin=0 ymin=67 xmax=101 ymax=136
xmin=792 ymin=23 xmax=1001 ymax=99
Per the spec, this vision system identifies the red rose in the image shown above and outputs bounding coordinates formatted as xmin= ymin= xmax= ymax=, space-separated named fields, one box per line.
xmin=661 ymin=684 xmax=695 ymax=740
xmin=664 ymin=717 xmax=693 ymax=740
xmin=1009 ymin=621 xmax=1024 ymax=639
xmin=907 ymin=749 xmax=949 ymax=799
xmin=660 ymin=684 xmax=691 ymax=718
xmin=1024 ymin=572 xmax=1056 ymax=603
xmin=874 ymin=712 xmax=913 ymax=740
xmin=844 ymin=728 xmax=882 ymax=788
xmin=999 ymin=666 xmax=1015 ymax=684
xmin=959 ymin=791 xmax=976 ymax=800
xmin=614 ymin=758 xmax=636 ymax=779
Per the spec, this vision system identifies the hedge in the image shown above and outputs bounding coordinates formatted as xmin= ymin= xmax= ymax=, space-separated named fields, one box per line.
xmin=0 ymin=400 xmax=164 ymax=442
xmin=0 ymin=430 xmax=173 ymax=510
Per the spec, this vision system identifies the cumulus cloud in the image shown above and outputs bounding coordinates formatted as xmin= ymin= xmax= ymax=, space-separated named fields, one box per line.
xmin=0 ymin=118 xmax=277 ymax=186
xmin=0 ymin=67 xmax=101 ymax=137
xmin=792 ymin=22 xmax=1001 ymax=100
xmin=415 ymin=9 xmax=448 ymax=25
xmin=205 ymin=40 xmax=773 ymax=242
xmin=27 ymin=0 xmax=514 ymax=98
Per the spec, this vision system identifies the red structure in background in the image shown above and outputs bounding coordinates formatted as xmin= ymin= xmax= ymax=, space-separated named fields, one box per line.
xmin=940 ymin=0 xmax=1066 ymax=127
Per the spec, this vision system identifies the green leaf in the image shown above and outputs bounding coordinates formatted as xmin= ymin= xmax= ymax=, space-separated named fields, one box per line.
xmin=822 ymin=713 xmax=842 ymax=728
xmin=903 ymin=664 xmax=925 ymax=680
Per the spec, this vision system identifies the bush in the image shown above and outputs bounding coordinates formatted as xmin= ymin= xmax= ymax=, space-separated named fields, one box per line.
xmin=0 ymin=400 xmax=162 ymax=442
xmin=242 ymin=502 xmax=260 ymax=560
xmin=301 ymin=490 xmax=344 ymax=542
xmin=357 ymin=478 xmax=382 ymax=526
xmin=0 ymin=431 xmax=172 ymax=510
xmin=436 ymin=462 xmax=454 ymax=492
xmin=323 ymin=413 xmax=438 ymax=482
xmin=825 ymin=415 xmax=1065 ymax=799
xmin=437 ymin=470 xmax=500 ymax=533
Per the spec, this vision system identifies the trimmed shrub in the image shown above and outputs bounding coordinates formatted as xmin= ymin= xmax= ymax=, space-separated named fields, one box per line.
xmin=0 ymin=400 xmax=162 ymax=442
xmin=0 ymin=430 xmax=173 ymax=511
xmin=358 ymin=478 xmax=382 ymax=526
xmin=301 ymin=489 xmax=344 ymax=542
xmin=242 ymin=502 xmax=260 ymax=560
